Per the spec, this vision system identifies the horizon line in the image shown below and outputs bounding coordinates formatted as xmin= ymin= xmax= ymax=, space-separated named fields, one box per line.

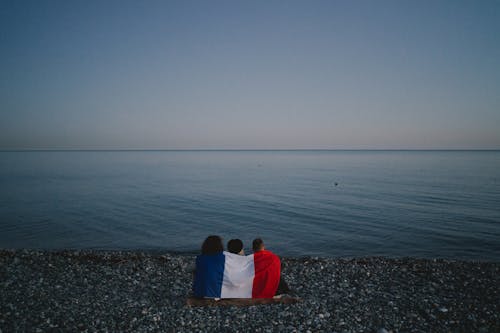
xmin=1 ymin=148 xmax=500 ymax=152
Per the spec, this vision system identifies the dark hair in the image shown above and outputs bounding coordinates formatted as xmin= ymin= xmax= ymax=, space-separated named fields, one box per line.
xmin=252 ymin=238 xmax=264 ymax=252
xmin=227 ymin=239 xmax=243 ymax=254
xmin=201 ymin=235 xmax=223 ymax=255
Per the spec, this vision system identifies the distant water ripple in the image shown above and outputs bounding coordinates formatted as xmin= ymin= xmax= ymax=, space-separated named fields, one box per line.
xmin=0 ymin=150 xmax=499 ymax=260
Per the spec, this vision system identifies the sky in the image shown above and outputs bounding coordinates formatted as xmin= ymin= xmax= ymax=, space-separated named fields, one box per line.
xmin=0 ymin=0 xmax=499 ymax=150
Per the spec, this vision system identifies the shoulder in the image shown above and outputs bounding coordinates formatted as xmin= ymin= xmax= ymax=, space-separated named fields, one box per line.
xmin=264 ymin=250 xmax=278 ymax=256
xmin=256 ymin=250 xmax=280 ymax=260
xmin=196 ymin=252 xmax=225 ymax=261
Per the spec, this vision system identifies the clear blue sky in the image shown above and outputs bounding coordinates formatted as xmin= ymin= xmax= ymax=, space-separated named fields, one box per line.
xmin=1 ymin=0 xmax=499 ymax=149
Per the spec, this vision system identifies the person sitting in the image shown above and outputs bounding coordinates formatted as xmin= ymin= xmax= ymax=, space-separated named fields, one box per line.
xmin=252 ymin=238 xmax=291 ymax=296
xmin=192 ymin=235 xmax=225 ymax=298
xmin=227 ymin=238 xmax=244 ymax=255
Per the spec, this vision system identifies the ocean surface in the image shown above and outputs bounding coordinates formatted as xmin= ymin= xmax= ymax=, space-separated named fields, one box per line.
xmin=1 ymin=150 xmax=499 ymax=261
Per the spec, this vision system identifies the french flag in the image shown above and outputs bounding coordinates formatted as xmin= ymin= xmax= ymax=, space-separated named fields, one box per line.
xmin=193 ymin=250 xmax=281 ymax=298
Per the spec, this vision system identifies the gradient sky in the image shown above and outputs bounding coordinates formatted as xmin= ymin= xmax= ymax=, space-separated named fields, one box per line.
xmin=1 ymin=0 xmax=499 ymax=149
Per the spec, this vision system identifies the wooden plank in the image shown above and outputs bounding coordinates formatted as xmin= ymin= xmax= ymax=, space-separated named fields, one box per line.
xmin=186 ymin=297 xmax=301 ymax=307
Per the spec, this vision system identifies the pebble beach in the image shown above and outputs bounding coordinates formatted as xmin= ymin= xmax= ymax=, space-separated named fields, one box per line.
xmin=1 ymin=250 xmax=499 ymax=332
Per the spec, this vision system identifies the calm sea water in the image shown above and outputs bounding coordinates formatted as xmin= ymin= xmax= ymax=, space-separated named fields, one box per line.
xmin=0 ymin=150 xmax=499 ymax=261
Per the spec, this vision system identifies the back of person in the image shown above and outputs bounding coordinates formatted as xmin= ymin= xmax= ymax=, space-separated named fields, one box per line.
xmin=193 ymin=235 xmax=225 ymax=298
xmin=252 ymin=237 xmax=290 ymax=296
xmin=193 ymin=252 xmax=225 ymax=298
xmin=252 ymin=249 xmax=281 ymax=298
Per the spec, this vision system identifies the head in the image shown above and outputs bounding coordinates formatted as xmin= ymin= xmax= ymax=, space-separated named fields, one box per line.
xmin=227 ymin=239 xmax=244 ymax=255
xmin=201 ymin=235 xmax=223 ymax=255
xmin=252 ymin=238 xmax=265 ymax=252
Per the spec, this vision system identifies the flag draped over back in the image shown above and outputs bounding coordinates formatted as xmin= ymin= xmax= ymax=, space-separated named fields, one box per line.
xmin=193 ymin=250 xmax=281 ymax=298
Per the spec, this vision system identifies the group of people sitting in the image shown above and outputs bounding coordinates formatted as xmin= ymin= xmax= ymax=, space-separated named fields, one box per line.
xmin=193 ymin=236 xmax=290 ymax=299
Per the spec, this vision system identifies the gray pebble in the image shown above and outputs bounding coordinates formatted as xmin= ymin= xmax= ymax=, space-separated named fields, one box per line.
xmin=0 ymin=250 xmax=499 ymax=332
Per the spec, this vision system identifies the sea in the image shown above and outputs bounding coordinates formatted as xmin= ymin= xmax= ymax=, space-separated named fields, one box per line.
xmin=0 ymin=150 xmax=499 ymax=261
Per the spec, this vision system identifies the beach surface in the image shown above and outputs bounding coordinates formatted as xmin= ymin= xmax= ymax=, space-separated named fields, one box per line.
xmin=1 ymin=250 xmax=499 ymax=332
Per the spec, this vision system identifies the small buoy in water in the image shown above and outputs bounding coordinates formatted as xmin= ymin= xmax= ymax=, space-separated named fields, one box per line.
xmin=334 ymin=182 xmax=338 ymax=186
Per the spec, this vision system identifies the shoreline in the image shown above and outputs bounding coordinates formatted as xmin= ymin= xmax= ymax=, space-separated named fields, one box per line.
xmin=2 ymin=248 xmax=498 ymax=263
xmin=1 ymin=250 xmax=499 ymax=332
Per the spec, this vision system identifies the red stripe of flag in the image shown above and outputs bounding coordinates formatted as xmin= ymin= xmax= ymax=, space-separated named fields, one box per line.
xmin=252 ymin=250 xmax=281 ymax=298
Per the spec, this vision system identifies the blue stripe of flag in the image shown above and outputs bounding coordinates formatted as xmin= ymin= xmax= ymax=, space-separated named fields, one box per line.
xmin=193 ymin=253 xmax=225 ymax=298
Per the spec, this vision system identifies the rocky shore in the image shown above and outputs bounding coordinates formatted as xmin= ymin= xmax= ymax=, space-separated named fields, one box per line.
xmin=1 ymin=250 xmax=499 ymax=332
